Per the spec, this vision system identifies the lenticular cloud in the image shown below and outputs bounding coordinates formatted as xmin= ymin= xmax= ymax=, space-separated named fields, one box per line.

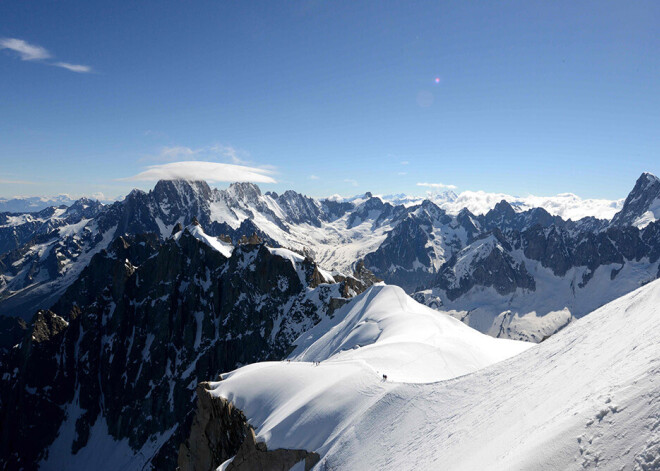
xmin=124 ymin=160 xmax=277 ymax=184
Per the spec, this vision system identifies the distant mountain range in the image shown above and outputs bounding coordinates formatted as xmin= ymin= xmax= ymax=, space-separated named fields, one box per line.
xmin=1 ymin=173 xmax=659 ymax=341
xmin=344 ymin=188 xmax=624 ymax=221
xmin=1 ymin=185 xmax=623 ymax=219
xmin=0 ymin=194 xmax=119 ymax=213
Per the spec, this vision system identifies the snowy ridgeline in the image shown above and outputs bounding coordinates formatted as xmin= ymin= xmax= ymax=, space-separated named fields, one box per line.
xmin=3 ymin=174 xmax=660 ymax=345
xmin=209 ymin=281 xmax=660 ymax=470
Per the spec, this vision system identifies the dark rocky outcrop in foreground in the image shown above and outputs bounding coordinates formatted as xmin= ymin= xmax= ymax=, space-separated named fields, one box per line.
xmin=178 ymin=382 xmax=319 ymax=471
xmin=0 ymin=226 xmax=366 ymax=470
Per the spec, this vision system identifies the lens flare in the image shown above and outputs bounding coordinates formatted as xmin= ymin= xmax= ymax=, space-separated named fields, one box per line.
xmin=434 ymin=77 xmax=441 ymax=84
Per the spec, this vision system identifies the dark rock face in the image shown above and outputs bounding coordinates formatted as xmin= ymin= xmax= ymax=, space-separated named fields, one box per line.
xmin=0 ymin=310 xmax=71 ymax=469
xmin=178 ymin=382 xmax=250 ymax=471
xmin=225 ymin=429 xmax=319 ymax=471
xmin=431 ymin=220 xmax=660 ymax=304
xmin=521 ymin=225 xmax=573 ymax=276
xmin=0 ymin=228 xmax=365 ymax=470
xmin=320 ymin=199 xmax=354 ymax=220
xmin=611 ymin=173 xmax=660 ymax=227
xmin=362 ymin=202 xmax=463 ymax=292
xmin=178 ymin=383 xmax=319 ymax=471
xmin=365 ymin=216 xmax=432 ymax=279
xmin=353 ymin=260 xmax=382 ymax=286
xmin=269 ymin=190 xmax=324 ymax=227
xmin=0 ymin=315 xmax=26 ymax=353
xmin=438 ymin=231 xmax=536 ymax=301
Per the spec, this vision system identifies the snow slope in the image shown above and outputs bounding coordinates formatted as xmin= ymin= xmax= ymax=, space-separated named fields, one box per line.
xmin=174 ymin=224 xmax=233 ymax=257
xmin=209 ymin=280 xmax=660 ymax=470
xmin=633 ymin=195 xmax=660 ymax=229
xmin=288 ymin=284 xmax=529 ymax=383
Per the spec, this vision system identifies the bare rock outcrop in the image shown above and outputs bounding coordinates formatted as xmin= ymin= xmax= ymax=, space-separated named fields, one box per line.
xmin=178 ymin=382 xmax=319 ymax=471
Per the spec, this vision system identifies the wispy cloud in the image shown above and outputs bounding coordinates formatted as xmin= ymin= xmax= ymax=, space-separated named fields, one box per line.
xmin=52 ymin=62 xmax=92 ymax=73
xmin=0 ymin=178 xmax=36 ymax=185
xmin=0 ymin=38 xmax=50 ymax=61
xmin=144 ymin=129 xmax=168 ymax=139
xmin=212 ymin=145 xmax=250 ymax=165
xmin=156 ymin=146 xmax=197 ymax=161
xmin=121 ymin=161 xmax=277 ymax=184
xmin=344 ymin=178 xmax=358 ymax=187
xmin=309 ymin=175 xmax=320 ymax=180
xmin=397 ymin=172 xmax=407 ymax=176
xmin=143 ymin=144 xmax=251 ymax=165
xmin=417 ymin=182 xmax=457 ymax=190
xmin=0 ymin=37 xmax=92 ymax=73
xmin=400 ymin=160 xmax=409 ymax=165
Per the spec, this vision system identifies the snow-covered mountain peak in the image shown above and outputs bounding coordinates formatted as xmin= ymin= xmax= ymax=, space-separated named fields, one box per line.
xmin=410 ymin=199 xmax=449 ymax=224
xmin=611 ymin=171 xmax=660 ymax=228
xmin=288 ymin=284 xmax=530 ymax=382
xmin=153 ymin=178 xmax=211 ymax=195
xmin=152 ymin=179 xmax=213 ymax=208
xmin=127 ymin=188 xmax=147 ymax=198
xmin=639 ymin=171 xmax=660 ymax=186
xmin=225 ymin=181 xmax=263 ymax=202
xmin=174 ymin=221 xmax=233 ymax=257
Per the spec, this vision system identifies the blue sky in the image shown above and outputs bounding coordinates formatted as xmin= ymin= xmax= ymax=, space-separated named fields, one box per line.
xmin=1 ymin=1 xmax=658 ymax=200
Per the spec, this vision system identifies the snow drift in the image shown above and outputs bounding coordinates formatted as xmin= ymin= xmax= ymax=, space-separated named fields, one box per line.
xmin=208 ymin=280 xmax=660 ymax=470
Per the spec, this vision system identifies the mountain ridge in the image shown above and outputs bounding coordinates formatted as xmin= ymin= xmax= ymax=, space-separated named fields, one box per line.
xmin=0 ymin=173 xmax=659 ymax=342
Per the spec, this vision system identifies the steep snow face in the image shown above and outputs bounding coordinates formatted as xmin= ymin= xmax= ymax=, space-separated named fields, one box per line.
xmin=208 ymin=285 xmax=530 ymax=456
xmin=288 ymin=285 xmax=530 ymax=383
xmin=611 ymin=172 xmax=660 ymax=228
xmin=174 ymin=224 xmax=233 ymax=258
xmin=209 ymin=278 xmax=660 ymax=471
xmin=633 ymin=196 xmax=660 ymax=229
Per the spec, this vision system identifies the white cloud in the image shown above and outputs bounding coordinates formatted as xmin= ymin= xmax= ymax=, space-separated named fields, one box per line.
xmin=0 ymin=37 xmax=92 ymax=73
xmin=144 ymin=129 xmax=168 ymax=138
xmin=309 ymin=175 xmax=320 ymax=180
xmin=145 ymin=144 xmax=251 ymax=165
xmin=0 ymin=38 xmax=50 ymax=61
xmin=417 ymin=182 xmax=457 ymax=190
xmin=344 ymin=178 xmax=358 ymax=187
xmin=122 ymin=161 xmax=277 ymax=184
xmin=400 ymin=161 xmax=409 ymax=165
xmin=210 ymin=145 xmax=250 ymax=165
xmin=0 ymin=178 xmax=35 ymax=184
xmin=53 ymin=62 xmax=93 ymax=73
xmin=157 ymin=146 xmax=197 ymax=160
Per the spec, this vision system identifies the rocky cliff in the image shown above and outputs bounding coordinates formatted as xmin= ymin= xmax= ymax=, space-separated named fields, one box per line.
xmin=0 ymin=224 xmax=367 ymax=470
